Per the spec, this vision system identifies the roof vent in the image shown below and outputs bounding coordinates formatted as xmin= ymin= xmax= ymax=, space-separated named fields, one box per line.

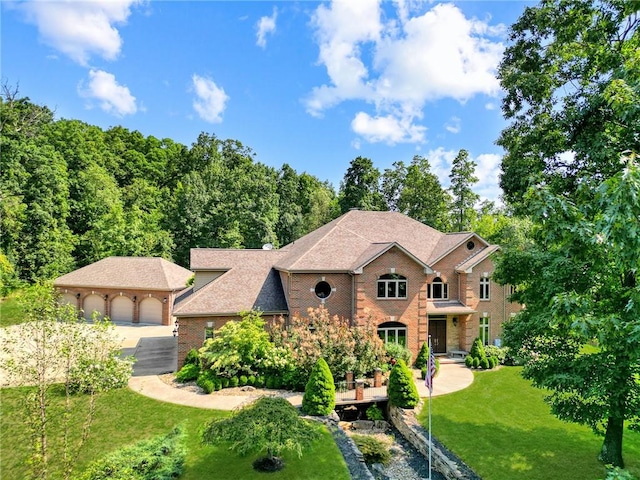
xmin=262 ymin=243 xmax=273 ymax=250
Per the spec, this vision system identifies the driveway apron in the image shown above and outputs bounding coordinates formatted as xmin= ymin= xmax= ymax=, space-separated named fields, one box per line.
xmin=122 ymin=336 xmax=177 ymax=377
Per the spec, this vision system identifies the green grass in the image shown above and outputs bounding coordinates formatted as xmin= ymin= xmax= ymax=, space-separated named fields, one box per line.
xmin=418 ymin=367 xmax=640 ymax=480
xmin=0 ymin=290 xmax=23 ymax=327
xmin=0 ymin=386 xmax=350 ymax=480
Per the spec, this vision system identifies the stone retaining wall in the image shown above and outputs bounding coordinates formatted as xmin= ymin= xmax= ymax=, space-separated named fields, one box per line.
xmin=388 ymin=400 xmax=478 ymax=480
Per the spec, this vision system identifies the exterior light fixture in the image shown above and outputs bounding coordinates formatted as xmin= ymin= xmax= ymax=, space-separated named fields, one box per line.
xmin=452 ymin=317 xmax=458 ymax=327
xmin=172 ymin=318 xmax=179 ymax=337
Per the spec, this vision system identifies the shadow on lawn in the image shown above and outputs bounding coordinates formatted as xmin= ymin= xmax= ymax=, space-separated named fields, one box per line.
xmin=429 ymin=415 xmax=640 ymax=480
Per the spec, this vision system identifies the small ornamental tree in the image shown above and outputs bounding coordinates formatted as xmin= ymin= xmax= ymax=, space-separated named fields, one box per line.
xmin=302 ymin=358 xmax=336 ymax=416
xmin=387 ymin=359 xmax=419 ymax=409
xmin=202 ymin=397 xmax=321 ymax=472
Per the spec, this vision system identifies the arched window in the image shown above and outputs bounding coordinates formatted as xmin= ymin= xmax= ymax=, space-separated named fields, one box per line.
xmin=377 ymin=321 xmax=407 ymax=347
xmin=427 ymin=277 xmax=448 ymax=300
xmin=377 ymin=274 xmax=407 ymax=299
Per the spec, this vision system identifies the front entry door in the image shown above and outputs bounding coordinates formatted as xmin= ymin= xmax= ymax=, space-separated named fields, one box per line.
xmin=428 ymin=318 xmax=447 ymax=354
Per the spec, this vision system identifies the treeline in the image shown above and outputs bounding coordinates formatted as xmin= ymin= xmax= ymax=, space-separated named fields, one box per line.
xmin=0 ymin=89 xmax=517 ymax=289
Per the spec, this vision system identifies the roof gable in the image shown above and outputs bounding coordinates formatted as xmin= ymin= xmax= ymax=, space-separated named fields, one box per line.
xmin=275 ymin=210 xmax=445 ymax=272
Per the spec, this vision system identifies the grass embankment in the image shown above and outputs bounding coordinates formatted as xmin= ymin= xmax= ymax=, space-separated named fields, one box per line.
xmin=0 ymin=386 xmax=350 ymax=480
xmin=420 ymin=366 xmax=640 ymax=480
xmin=0 ymin=291 xmax=23 ymax=327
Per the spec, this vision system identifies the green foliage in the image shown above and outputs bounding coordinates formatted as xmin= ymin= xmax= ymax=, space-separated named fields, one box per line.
xmin=603 ymin=467 xmax=638 ymax=480
xmin=338 ymin=156 xmax=387 ymax=213
xmin=472 ymin=357 xmax=480 ymax=369
xmin=497 ymin=0 xmax=639 ymax=208
xmin=183 ymin=348 xmax=200 ymax=367
xmin=483 ymin=345 xmax=507 ymax=365
xmin=495 ymin=157 xmax=640 ymax=467
xmin=385 ymin=342 xmax=413 ymax=367
xmin=366 ymin=403 xmax=385 ymax=421
xmin=414 ymin=342 xmax=429 ymax=369
xmin=479 ymin=358 xmax=490 ymax=370
xmin=175 ymin=364 xmax=200 ymax=383
xmin=202 ymin=397 xmax=321 ymax=461
xmin=75 ymin=426 xmax=186 ymax=480
xmin=465 ymin=355 xmax=473 ymax=368
xmin=381 ymin=156 xmax=452 ymax=231
xmin=387 ymin=360 xmax=419 ymax=409
xmin=199 ymin=310 xmax=275 ymax=378
xmin=229 ymin=376 xmax=239 ymax=388
xmin=196 ymin=370 xmax=215 ymax=394
xmin=351 ymin=434 xmax=392 ymax=465
xmin=469 ymin=337 xmax=487 ymax=362
xmin=449 ymin=149 xmax=479 ymax=231
xmin=239 ymin=375 xmax=248 ymax=386
xmin=302 ymin=358 xmax=336 ymax=416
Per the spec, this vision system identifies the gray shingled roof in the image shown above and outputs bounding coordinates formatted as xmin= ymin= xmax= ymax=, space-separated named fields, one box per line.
xmin=276 ymin=210 xmax=461 ymax=272
xmin=455 ymin=245 xmax=501 ymax=273
xmin=53 ymin=257 xmax=193 ymax=291
xmin=173 ymin=249 xmax=288 ymax=316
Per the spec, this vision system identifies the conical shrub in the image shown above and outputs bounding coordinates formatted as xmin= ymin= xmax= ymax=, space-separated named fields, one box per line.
xmin=387 ymin=359 xmax=419 ymax=408
xmin=302 ymin=358 xmax=335 ymax=416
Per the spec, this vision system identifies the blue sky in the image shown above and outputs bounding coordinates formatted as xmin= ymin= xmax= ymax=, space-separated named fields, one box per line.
xmin=2 ymin=0 xmax=534 ymax=202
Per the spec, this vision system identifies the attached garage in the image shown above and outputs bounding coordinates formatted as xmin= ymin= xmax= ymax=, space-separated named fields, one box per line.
xmin=60 ymin=293 xmax=77 ymax=306
xmin=110 ymin=295 xmax=134 ymax=323
xmin=139 ymin=297 xmax=163 ymax=324
xmin=83 ymin=294 xmax=105 ymax=320
xmin=54 ymin=257 xmax=193 ymax=326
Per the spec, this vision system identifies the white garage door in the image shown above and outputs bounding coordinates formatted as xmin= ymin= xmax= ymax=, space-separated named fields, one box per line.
xmin=83 ymin=294 xmax=105 ymax=320
xmin=139 ymin=297 xmax=163 ymax=324
xmin=60 ymin=293 xmax=77 ymax=306
xmin=110 ymin=296 xmax=134 ymax=323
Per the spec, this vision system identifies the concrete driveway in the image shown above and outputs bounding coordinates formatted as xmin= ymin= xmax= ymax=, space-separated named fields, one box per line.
xmin=116 ymin=324 xmax=177 ymax=377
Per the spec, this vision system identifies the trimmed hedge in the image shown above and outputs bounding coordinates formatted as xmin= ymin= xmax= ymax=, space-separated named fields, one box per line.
xmin=75 ymin=427 xmax=186 ymax=480
xmin=175 ymin=363 xmax=199 ymax=383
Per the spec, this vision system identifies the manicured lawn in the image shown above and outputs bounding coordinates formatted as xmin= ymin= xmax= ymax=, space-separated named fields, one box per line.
xmin=0 ymin=291 xmax=23 ymax=327
xmin=419 ymin=367 xmax=640 ymax=480
xmin=1 ymin=386 xmax=350 ymax=480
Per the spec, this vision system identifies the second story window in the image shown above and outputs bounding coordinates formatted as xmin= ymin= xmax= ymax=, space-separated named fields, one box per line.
xmin=480 ymin=277 xmax=490 ymax=300
xmin=427 ymin=277 xmax=448 ymax=300
xmin=377 ymin=274 xmax=407 ymax=299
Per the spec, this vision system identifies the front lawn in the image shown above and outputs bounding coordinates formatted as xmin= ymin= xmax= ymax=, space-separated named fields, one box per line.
xmin=419 ymin=367 xmax=640 ymax=480
xmin=0 ymin=386 xmax=350 ymax=480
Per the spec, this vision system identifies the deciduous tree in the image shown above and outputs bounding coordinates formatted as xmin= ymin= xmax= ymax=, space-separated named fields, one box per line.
xmin=495 ymin=156 xmax=640 ymax=467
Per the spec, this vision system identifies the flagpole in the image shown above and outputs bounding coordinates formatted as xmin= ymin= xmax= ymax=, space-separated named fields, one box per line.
xmin=428 ymin=335 xmax=432 ymax=480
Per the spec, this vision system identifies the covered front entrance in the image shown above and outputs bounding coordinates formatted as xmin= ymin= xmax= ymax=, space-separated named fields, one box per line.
xmin=428 ymin=315 xmax=447 ymax=354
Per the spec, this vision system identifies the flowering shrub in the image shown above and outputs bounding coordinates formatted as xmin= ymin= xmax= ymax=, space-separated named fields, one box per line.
xmin=270 ymin=307 xmax=386 ymax=380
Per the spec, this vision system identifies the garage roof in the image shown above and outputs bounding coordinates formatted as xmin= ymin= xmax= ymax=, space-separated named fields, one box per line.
xmin=54 ymin=257 xmax=193 ymax=291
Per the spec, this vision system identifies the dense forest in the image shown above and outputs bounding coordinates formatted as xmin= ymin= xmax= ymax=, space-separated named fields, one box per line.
xmin=0 ymin=87 xmax=515 ymax=291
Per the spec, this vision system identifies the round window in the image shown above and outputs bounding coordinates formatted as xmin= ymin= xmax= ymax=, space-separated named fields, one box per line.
xmin=314 ymin=281 xmax=332 ymax=299
xmin=466 ymin=241 xmax=475 ymax=250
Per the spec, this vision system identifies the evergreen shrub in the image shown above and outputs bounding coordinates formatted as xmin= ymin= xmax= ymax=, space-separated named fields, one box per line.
xmin=387 ymin=359 xmax=419 ymax=409
xmin=480 ymin=358 xmax=490 ymax=370
xmin=465 ymin=355 xmax=473 ymax=368
xmin=248 ymin=375 xmax=256 ymax=386
xmin=239 ymin=375 xmax=248 ymax=386
xmin=302 ymin=358 xmax=336 ymax=416
xmin=414 ymin=342 xmax=429 ymax=369
xmin=366 ymin=403 xmax=385 ymax=421
xmin=472 ymin=357 xmax=480 ymax=369
xmin=351 ymin=434 xmax=391 ymax=465
xmin=76 ymin=427 xmax=186 ymax=480
xmin=229 ymin=376 xmax=239 ymax=388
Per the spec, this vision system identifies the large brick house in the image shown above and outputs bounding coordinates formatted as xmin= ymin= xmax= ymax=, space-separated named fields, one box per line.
xmin=174 ymin=210 xmax=520 ymax=366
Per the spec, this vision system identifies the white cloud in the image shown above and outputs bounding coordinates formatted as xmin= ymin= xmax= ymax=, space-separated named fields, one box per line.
xmin=445 ymin=116 xmax=461 ymax=134
xmin=256 ymin=7 xmax=277 ymax=48
xmin=191 ymin=74 xmax=229 ymax=123
xmin=78 ymin=69 xmax=137 ymax=116
xmin=306 ymin=1 xmax=505 ymax=145
xmin=485 ymin=102 xmax=497 ymax=110
xmin=351 ymin=111 xmax=426 ymax=145
xmin=19 ymin=0 xmax=141 ymax=66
